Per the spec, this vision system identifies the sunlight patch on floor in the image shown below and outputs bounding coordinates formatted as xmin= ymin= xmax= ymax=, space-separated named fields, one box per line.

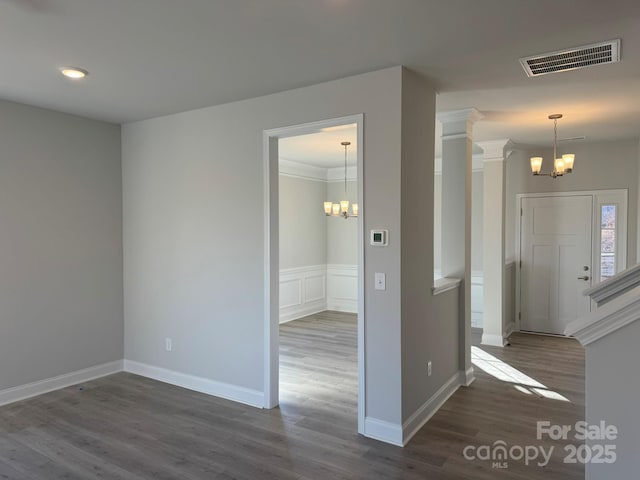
xmin=472 ymin=346 xmax=571 ymax=402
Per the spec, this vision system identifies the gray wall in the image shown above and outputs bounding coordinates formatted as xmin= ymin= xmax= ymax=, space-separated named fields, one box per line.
xmin=278 ymin=175 xmax=327 ymax=270
xmin=326 ymin=180 xmax=358 ymax=265
xmin=0 ymin=99 xmax=123 ymax=391
xmin=434 ymin=171 xmax=483 ymax=272
xmin=123 ymin=66 xmax=424 ymax=425
xmin=506 ymin=140 xmax=639 ymax=263
xmin=586 ymin=319 xmax=640 ymax=479
xmin=122 ymin=66 xmax=454 ymax=430
xmin=400 ymin=69 xmax=459 ymax=422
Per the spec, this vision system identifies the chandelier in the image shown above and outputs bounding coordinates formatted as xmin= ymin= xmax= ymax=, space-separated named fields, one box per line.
xmin=530 ymin=114 xmax=575 ymax=178
xmin=324 ymin=141 xmax=358 ymax=219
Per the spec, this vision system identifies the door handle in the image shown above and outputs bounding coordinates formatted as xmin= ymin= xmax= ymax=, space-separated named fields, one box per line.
xmin=577 ymin=276 xmax=590 ymax=281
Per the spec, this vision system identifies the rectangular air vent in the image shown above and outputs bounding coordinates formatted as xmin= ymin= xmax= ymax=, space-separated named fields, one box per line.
xmin=520 ymin=39 xmax=620 ymax=77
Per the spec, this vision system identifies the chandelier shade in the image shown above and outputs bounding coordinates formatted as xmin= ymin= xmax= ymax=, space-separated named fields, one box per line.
xmin=530 ymin=114 xmax=575 ymax=178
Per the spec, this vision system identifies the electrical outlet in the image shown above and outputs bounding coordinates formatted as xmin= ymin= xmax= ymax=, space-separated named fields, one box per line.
xmin=165 ymin=337 xmax=172 ymax=352
xmin=427 ymin=360 xmax=432 ymax=377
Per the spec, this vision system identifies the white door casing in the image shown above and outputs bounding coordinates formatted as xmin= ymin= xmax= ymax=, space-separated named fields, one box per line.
xmin=520 ymin=195 xmax=593 ymax=335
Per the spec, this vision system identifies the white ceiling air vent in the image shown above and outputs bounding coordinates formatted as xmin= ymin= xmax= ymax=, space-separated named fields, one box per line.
xmin=520 ymin=39 xmax=620 ymax=77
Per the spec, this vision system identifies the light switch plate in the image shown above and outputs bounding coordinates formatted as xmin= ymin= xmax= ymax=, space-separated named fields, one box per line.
xmin=375 ymin=272 xmax=386 ymax=291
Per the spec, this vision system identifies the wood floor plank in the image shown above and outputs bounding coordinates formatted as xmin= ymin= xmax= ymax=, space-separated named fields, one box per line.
xmin=0 ymin=312 xmax=585 ymax=479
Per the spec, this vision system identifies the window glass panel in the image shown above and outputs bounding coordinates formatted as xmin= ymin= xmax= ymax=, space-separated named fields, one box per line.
xmin=600 ymin=204 xmax=617 ymax=282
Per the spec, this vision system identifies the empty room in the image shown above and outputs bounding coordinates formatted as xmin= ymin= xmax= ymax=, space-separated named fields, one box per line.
xmin=1 ymin=1 xmax=640 ymax=479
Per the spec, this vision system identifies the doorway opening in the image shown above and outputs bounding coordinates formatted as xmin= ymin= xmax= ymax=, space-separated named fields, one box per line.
xmin=263 ymin=115 xmax=365 ymax=434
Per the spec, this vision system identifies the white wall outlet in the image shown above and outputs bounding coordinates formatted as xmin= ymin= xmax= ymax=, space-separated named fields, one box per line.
xmin=427 ymin=360 xmax=432 ymax=377
xmin=165 ymin=337 xmax=172 ymax=352
xmin=374 ymin=272 xmax=386 ymax=291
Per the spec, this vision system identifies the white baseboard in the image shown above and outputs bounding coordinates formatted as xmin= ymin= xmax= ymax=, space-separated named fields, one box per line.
xmin=461 ymin=367 xmax=475 ymax=387
xmin=481 ymin=332 xmax=507 ymax=347
xmin=505 ymin=321 xmax=515 ymax=338
xmin=279 ymin=301 xmax=326 ymax=324
xmin=364 ymin=416 xmax=403 ymax=447
xmin=326 ymin=298 xmax=358 ymax=313
xmin=0 ymin=360 xmax=124 ymax=407
xmin=124 ymin=360 xmax=264 ymax=409
xmin=402 ymin=372 xmax=462 ymax=445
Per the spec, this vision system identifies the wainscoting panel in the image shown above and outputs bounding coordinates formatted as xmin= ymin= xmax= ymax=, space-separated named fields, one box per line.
xmin=279 ymin=264 xmax=358 ymax=322
xmin=279 ymin=265 xmax=327 ymax=323
xmin=327 ymin=264 xmax=358 ymax=313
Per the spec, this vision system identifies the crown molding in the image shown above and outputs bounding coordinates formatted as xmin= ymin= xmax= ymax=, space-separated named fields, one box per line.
xmin=279 ymin=158 xmax=356 ymax=182
xmin=278 ymin=158 xmax=327 ymax=181
xmin=327 ymin=166 xmax=357 ymax=182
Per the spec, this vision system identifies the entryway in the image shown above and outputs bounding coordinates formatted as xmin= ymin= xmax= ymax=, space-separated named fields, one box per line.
xmin=517 ymin=190 xmax=628 ymax=335
xmin=263 ymin=114 xmax=365 ymax=434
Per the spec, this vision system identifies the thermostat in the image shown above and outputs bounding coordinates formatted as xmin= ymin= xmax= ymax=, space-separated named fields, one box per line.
xmin=370 ymin=229 xmax=388 ymax=246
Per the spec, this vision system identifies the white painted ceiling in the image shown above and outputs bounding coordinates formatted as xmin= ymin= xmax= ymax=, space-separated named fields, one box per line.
xmin=1 ymin=0 xmax=640 ymax=150
xmin=279 ymin=124 xmax=357 ymax=168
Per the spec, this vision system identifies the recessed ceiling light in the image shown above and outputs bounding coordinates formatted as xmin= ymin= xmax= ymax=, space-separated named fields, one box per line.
xmin=59 ymin=66 xmax=89 ymax=79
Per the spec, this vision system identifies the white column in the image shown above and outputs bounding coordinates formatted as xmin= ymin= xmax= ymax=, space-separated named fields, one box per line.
xmin=437 ymin=108 xmax=483 ymax=386
xmin=478 ymin=140 xmax=511 ymax=347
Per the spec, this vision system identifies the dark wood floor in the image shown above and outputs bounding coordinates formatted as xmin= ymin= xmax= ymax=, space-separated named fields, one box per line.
xmin=0 ymin=312 xmax=584 ymax=479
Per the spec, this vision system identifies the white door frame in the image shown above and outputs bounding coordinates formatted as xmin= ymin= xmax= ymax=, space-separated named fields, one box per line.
xmin=263 ymin=114 xmax=365 ymax=434
xmin=515 ymin=189 xmax=628 ymax=332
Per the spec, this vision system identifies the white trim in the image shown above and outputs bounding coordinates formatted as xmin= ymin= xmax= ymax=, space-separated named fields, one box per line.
xmin=278 ymin=158 xmax=357 ymax=183
xmin=402 ymin=372 xmax=461 ymax=445
xmin=436 ymin=107 xmax=484 ymax=126
xmin=279 ymin=265 xmax=327 ymax=323
xmin=327 ymin=264 xmax=358 ymax=313
xmin=481 ymin=333 xmax=507 ymax=347
xmin=124 ymin=360 xmax=264 ymax=408
xmin=0 ymin=360 xmax=123 ymax=407
xmin=584 ymin=263 xmax=640 ymax=306
xmin=264 ymin=113 xmax=365 ymax=433
xmin=461 ymin=367 xmax=476 ymax=386
xmin=515 ymin=189 xmax=628 ymax=332
xmin=565 ymin=285 xmax=640 ymax=346
xmin=364 ymin=417 xmax=403 ymax=447
xmin=326 ymin=166 xmax=357 ymax=182
xmin=432 ymin=277 xmax=461 ymax=295
xmin=278 ymin=158 xmax=327 ymax=182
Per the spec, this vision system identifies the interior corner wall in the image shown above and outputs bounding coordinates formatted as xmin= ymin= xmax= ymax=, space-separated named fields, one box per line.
xmin=278 ymin=175 xmax=327 ymax=270
xmin=400 ymin=69 xmax=458 ymax=424
xmin=0 ymin=99 xmax=123 ymax=391
xmin=122 ymin=66 xmax=404 ymax=426
xmin=326 ymin=180 xmax=358 ymax=265
xmin=506 ymin=140 xmax=639 ymax=265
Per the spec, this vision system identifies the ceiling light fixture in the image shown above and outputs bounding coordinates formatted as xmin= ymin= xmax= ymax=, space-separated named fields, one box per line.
xmin=530 ymin=114 xmax=575 ymax=178
xmin=323 ymin=141 xmax=358 ymax=219
xmin=59 ymin=66 xmax=89 ymax=79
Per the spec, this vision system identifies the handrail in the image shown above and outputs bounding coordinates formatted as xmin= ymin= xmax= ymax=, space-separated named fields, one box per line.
xmin=583 ymin=263 xmax=640 ymax=307
xmin=566 ymin=284 xmax=640 ymax=346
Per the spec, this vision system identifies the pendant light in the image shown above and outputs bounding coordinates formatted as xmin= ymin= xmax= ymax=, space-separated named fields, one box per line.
xmin=323 ymin=141 xmax=358 ymax=219
xmin=530 ymin=114 xmax=575 ymax=178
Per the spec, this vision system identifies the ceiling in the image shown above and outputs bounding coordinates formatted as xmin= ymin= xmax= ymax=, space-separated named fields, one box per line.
xmin=279 ymin=124 xmax=357 ymax=168
xmin=1 ymin=0 xmax=640 ymax=150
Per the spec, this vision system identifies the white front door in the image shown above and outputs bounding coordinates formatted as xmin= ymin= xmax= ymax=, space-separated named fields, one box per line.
xmin=520 ymin=195 xmax=593 ymax=335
